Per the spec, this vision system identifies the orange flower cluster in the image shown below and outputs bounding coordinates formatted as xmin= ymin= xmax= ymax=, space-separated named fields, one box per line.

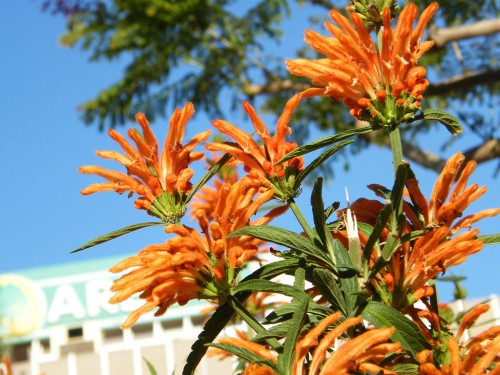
xmin=79 ymin=103 xmax=210 ymax=222
xmin=213 ymin=312 xmax=400 ymax=375
xmin=417 ymin=304 xmax=500 ymax=374
xmin=207 ymin=95 xmax=304 ymax=201
xmin=0 ymin=356 xmax=12 ymax=375
xmin=287 ymin=2 xmax=438 ymax=127
xmin=335 ymin=152 xmax=500 ymax=308
xmin=189 ymin=159 xmax=239 ymax=222
xmin=109 ymin=177 xmax=286 ymax=328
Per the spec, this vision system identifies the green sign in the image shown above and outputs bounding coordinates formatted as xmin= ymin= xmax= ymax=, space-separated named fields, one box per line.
xmin=0 ymin=256 xmax=206 ymax=341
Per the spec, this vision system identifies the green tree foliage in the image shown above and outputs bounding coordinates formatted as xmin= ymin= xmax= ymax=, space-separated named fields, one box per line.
xmin=42 ymin=0 xmax=500 ymax=172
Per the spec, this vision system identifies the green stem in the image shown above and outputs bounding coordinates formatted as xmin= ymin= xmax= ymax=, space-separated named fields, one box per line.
xmin=227 ymin=295 xmax=283 ymax=352
xmin=389 ymin=126 xmax=403 ymax=177
xmin=389 ymin=127 xmax=404 ymax=224
xmin=288 ymin=198 xmax=317 ymax=241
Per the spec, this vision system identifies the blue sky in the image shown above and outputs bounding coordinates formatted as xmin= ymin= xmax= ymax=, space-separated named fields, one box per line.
xmin=0 ymin=1 xmax=498 ymax=303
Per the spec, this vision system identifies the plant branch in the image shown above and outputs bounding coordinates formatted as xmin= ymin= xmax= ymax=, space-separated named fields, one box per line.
xmin=426 ymin=70 xmax=500 ymax=96
xmin=245 ymin=69 xmax=500 ymax=98
xmin=429 ymin=18 xmax=500 ymax=48
xmin=354 ymin=121 xmax=500 ymax=173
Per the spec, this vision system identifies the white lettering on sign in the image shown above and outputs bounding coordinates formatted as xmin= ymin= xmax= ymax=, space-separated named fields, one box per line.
xmin=47 ymin=284 xmax=86 ymax=323
xmin=40 ymin=275 xmax=149 ymax=326
xmin=85 ymin=279 xmax=119 ymax=317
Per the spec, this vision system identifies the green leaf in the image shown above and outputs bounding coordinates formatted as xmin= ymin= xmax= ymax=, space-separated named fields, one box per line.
xmin=227 ymin=295 xmax=283 ymax=352
xmin=390 ymin=162 xmax=410 ymax=217
xmin=313 ymin=268 xmax=346 ymax=315
xmin=245 ymin=258 xmax=302 ymax=280
xmin=228 ymin=226 xmax=331 ymax=265
xmin=311 ymin=177 xmax=327 ymax=245
xmin=263 ymin=300 xmax=332 ymax=324
xmin=294 ymin=140 xmax=354 ymax=188
xmin=143 ymin=357 xmax=158 ymax=375
xmin=253 ymin=324 xmax=289 ymax=342
xmin=278 ymin=295 xmax=309 ymax=375
xmin=389 ymin=363 xmax=418 ymax=375
xmin=393 ymin=229 xmax=429 ymax=249
xmin=233 ymin=279 xmax=308 ymax=301
xmin=183 ymin=258 xmax=300 ymax=375
xmin=480 ymin=233 xmax=500 ymax=246
xmin=365 ymin=203 xmax=393 ymax=277
xmin=70 ymin=221 xmax=165 ymax=253
xmin=276 ymin=125 xmax=373 ymax=164
xmin=357 ymin=223 xmax=380 ymax=256
xmin=324 ymin=201 xmax=340 ymax=221
xmin=182 ymin=303 xmax=235 ymax=375
xmin=423 ymin=109 xmax=463 ymax=136
xmin=361 ymin=301 xmax=431 ymax=356
xmin=333 ymin=241 xmax=360 ymax=316
xmin=184 ymin=153 xmax=232 ymax=203
xmin=207 ymin=343 xmax=279 ymax=372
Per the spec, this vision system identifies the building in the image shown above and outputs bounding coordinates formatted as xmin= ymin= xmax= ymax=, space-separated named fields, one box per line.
xmin=0 ymin=256 xmax=233 ymax=375
xmin=2 ymin=257 xmax=499 ymax=375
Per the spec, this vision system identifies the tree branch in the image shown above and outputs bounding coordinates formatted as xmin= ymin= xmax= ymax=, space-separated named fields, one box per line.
xmin=426 ymin=70 xmax=500 ymax=96
xmin=304 ymin=0 xmax=338 ymax=11
xmin=245 ymin=80 xmax=309 ymax=96
xmin=430 ymin=18 xmax=500 ymax=48
xmin=355 ymin=121 xmax=499 ymax=173
xmin=246 ymin=68 xmax=500 ymax=98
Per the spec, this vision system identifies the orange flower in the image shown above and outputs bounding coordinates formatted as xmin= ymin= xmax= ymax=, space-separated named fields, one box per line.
xmin=0 ymin=356 xmax=12 ymax=375
xmin=334 ymin=152 xmax=500 ymax=309
xmin=206 ymin=96 xmax=304 ymax=201
xmin=189 ymin=155 xmax=239 ymax=222
xmin=213 ymin=312 xmax=401 ymax=374
xmin=287 ymin=2 xmax=438 ymax=127
xmin=417 ymin=305 xmax=500 ymax=374
xmin=293 ymin=313 xmax=400 ymax=375
xmin=212 ymin=335 xmax=278 ymax=375
xmin=79 ymin=103 xmax=211 ymax=223
xmin=109 ymin=177 xmax=285 ymax=328
xmin=403 ymin=153 xmax=500 ymax=296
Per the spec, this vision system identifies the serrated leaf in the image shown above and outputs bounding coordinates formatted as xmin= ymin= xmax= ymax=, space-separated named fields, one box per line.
xmin=183 ymin=303 xmax=235 ymax=375
xmin=208 ymin=343 xmax=279 ymax=372
xmin=393 ymin=229 xmax=428 ymax=249
xmin=389 ymin=363 xmax=418 ymax=375
xmin=70 ymin=221 xmax=165 ymax=253
xmin=233 ymin=279 xmax=308 ymax=301
xmin=480 ymin=233 xmax=500 ymax=246
xmin=365 ymin=204 xmax=393 ymax=276
xmin=324 ymin=201 xmax=340 ymax=221
xmin=228 ymin=226 xmax=331 ymax=265
xmin=311 ymin=177 xmax=327 ymax=245
xmin=245 ymin=258 xmax=302 ymax=280
xmin=391 ymin=162 xmax=410 ymax=217
xmin=143 ymin=357 xmax=158 ymax=375
xmin=313 ymin=268 xmax=346 ymax=315
xmin=263 ymin=300 xmax=332 ymax=324
xmin=253 ymin=323 xmax=289 ymax=342
xmin=294 ymin=140 xmax=354 ymax=188
xmin=361 ymin=301 xmax=431 ymax=356
xmin=333 ymin=241 xmax=360 ymax=316
xmin=357 ymin=223 xmax=380 ymax=256
xmin=276 ymin=125 xmax=373 ymax=164
xmin=183 ymin=259 xmax=299 ymax=375
xmin=423 ymin=109 xmax=463 ymax=136
xmin=185 ymin=152 xmax=232 ymax=202
xmin=278 ymin=295 xmax=309 ymax=375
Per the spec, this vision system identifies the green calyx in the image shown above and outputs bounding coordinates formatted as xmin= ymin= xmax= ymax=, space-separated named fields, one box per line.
xmin=359 ymin=91 xmax=422 ymax=130
xmin=347 ymin=0 xmax=400 ymax=32
xmin=147 ymin=190 xmax=187 ymax=223
xmin=267 ymin=166 xmax=301 ymax=202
